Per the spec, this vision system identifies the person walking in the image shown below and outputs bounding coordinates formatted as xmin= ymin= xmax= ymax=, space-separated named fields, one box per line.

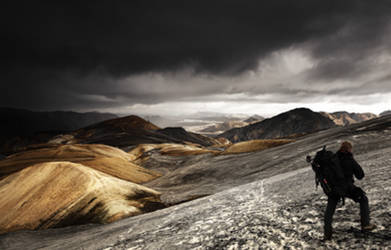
xmin=323 ymin=141 xmax=376 ymax=241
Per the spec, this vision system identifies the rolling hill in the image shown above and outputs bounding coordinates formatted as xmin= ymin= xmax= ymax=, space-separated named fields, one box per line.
xmin=0 ymin=161 xmax=163 ymax=234
xmin=0 ymin=144 xmax=164 ymax=234
xmin=0 ymin=144 xmax=160 ymax=182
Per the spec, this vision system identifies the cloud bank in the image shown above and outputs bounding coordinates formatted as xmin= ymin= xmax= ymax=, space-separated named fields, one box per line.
xmin=2 ymin=1 xmax=391 ymax=115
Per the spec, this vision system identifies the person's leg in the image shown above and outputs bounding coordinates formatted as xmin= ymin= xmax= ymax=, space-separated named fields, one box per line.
xmin=347 ymin=186 xmax=373 ymax=229
xmin=359 ymin=194 xmax=370 ymax=227
xmin=324 ymin=195 xmax=338 ymax=240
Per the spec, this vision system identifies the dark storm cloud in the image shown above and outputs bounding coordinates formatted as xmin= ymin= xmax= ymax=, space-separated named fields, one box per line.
xmin=1 ymin=1 xmax=364 ymax=75
xmin=1 ymin=0 xmax=391 ymax=110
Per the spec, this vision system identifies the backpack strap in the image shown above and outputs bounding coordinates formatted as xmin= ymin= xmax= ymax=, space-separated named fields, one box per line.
xmin=330 ymin=154 xmax=345 ymax=180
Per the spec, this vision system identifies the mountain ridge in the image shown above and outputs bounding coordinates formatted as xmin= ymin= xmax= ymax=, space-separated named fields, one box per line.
xmin=320 ymin=111 xmax=377 ymax=126
xmin=219 ymin=108 xmax=335 ymax=143
xmin=0 ymin=107 xmax=117 ymax=155
xmin=73 ymin=116 xmax=222 ymax=149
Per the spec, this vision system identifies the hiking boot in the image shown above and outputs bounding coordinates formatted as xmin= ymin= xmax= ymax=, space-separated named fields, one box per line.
xmin=362 ymin=224 xmax=377 ymax=231
xmin=323 ymin=235 xmax=332 ymax=242
xmin=323 ymin=231 xmax=332 ymax=241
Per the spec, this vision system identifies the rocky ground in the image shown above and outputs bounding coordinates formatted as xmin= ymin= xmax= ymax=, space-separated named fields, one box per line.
xmin=1 ymin=116 xmax=390 ymax=249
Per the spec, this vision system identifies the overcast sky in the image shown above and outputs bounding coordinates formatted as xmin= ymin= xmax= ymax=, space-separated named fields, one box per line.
xmin=2 ymin=1 xmax=391 ymax=117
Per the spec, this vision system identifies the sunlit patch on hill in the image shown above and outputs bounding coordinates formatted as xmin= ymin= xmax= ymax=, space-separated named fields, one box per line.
xmin=221 ymin=139 xmax=294 ymax=154
xmin=129 ymin=143 xmax=219 ymax=162
xmin=0 ymin=162 xmax=163 ymax=234
xmin=0 ymin=144 xmax=160 ymax=183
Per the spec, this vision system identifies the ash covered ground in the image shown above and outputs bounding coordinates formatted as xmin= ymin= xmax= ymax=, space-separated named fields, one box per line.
xmin=1 ymin=116 xmax=391 ymax=249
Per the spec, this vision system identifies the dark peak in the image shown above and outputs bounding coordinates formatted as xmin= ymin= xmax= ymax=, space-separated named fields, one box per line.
xmin=292 ymin=107 xmax=313 ymax=112
xmin=276 ymin=107 xmax=317 ymax=117
xmin=247 ymin=107 xmax=324 ymax=127
xmin=219 ymin=107 xmax=336 ymax=142
xmin=280 ymin=107 xmax=315 ymax=116
xmin=91 ymin=115 xmax=160 ymax=131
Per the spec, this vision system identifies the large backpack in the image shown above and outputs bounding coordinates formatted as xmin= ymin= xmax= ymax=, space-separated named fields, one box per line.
xmin=308 ymin=146 xmax=348 ymax=200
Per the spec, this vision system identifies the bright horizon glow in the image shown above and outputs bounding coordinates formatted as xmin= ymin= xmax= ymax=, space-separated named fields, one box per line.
xmin=88 ymin=92 xmax=391 ymax=118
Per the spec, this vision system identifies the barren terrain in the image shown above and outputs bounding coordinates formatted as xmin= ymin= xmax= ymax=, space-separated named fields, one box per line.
xmin=1 ymin=115 xmax=390 ymax=249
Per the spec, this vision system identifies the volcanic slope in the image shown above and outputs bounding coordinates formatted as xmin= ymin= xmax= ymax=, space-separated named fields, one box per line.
xmin=0 ymin=162 xmax=162 ymax=234
xmin=219 ymin=107 xmax=335 ymax=143
xmin=1 ymin=113 xmax=390 ymax=249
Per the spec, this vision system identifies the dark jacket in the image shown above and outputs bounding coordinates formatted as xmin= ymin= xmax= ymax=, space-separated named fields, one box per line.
xmin=337 ymin=151 xmax=365 ymax=186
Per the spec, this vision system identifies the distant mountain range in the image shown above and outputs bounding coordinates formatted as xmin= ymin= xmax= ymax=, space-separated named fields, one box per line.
xmin=199 ymin=115 xmax=265 ymax=135
xmin=219 ymin=108 xmax=336 ymax=143
xmin=0 ymin=108 xmax=117 ymax=154
xmin=144 ymin=113 xmax=263 ymax=134
xmin=0 ymin=107 xmax=117 ymax=136
xmin=243 ymin=115 xmax=264 ymax=123
xmin=1 ymin=107 xmax=386 ymax=154
xmin=320 ymin=111 xmax=377 ymax=126
xmin=72 ymin=115 xmax=221 ymax=150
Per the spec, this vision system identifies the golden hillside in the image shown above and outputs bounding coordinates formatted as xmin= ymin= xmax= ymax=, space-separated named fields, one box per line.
xmin=221 ymin=139 xmax=294 ymax=154
xmin=0 ymin=144 xmax=160 ymax=183
xmin=0 ymin=162 xmax=163 ymax=234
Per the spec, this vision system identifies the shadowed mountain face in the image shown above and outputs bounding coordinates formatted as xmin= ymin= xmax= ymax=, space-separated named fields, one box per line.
xmin=73 ymin=116 xmax=221 ymax=149
xmin=320 ymin=111 xmax=377 ymax=126
xmin=1 ymin=113 xmax=390 ymax=249
xmin=0 ymin=108 xmax=117 ymax=155
xmin=380 ymin=110 xmax=391 ymax=116
xmin=219 ymin=108 xmax=335 ymax=143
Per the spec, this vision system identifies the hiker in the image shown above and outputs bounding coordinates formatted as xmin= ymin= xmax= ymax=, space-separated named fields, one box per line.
xmin=323 ymin=141 xmax=376 ymax=240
